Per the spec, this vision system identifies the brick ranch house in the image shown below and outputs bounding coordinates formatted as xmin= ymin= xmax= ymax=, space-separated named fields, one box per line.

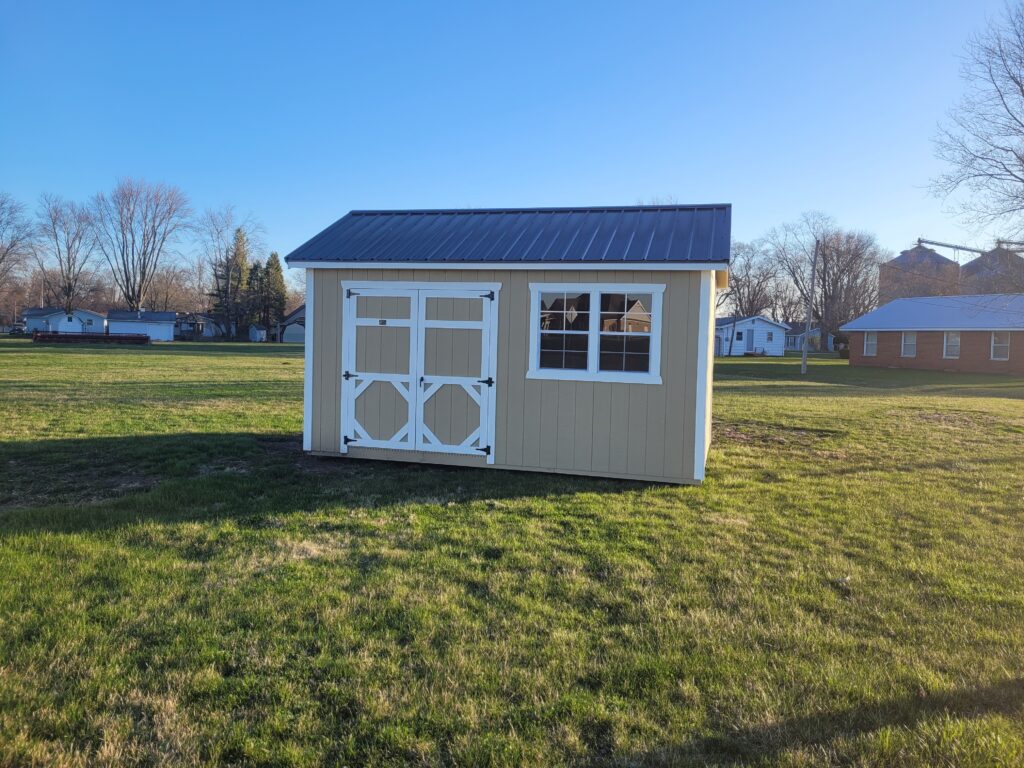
xmin=842 ymin=294 xmax=1024 ymax=375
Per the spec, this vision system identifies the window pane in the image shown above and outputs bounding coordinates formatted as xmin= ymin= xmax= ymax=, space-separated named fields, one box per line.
xmin=625 ymin=336 xmax=650 ymax=355
xmin=599 ymin=352 xmax=625 ymax=371
xmin=625 ymin=294 xmax=653 ymax=332
xmin=623 ymin=353 xmax=650 ymax=372
xmin=563 ymin=351 xmax=588 ymax=369
xmin=598 ymin=334 xmax=651 ymax=372
xmin=539 ymin=331 xmax=588 ymax=369
xmin=600 ymin=335 xmax=625 ymax=353
xmin=564 ymin=334 xmax=588 ymax=352
xmin=540 ymin=293 xmax=563 ymax=312
xmin=539 ymin=351 xmax=562 ymax=368
xmin=540 ymin=333 xmax=565 ymax=351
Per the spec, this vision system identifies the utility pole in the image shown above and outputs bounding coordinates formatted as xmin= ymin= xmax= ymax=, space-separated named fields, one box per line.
xmin=801 ymin=238 xmax=820 ymax=375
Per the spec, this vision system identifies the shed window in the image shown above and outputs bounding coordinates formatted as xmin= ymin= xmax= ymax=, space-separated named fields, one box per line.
xmin=901 ymin=331 xmax=916 ymax=357
xmin=735 ymin=331 xmax=744 ymax=341
xmin=863 ymin=331 xmax=877 ymax=357
xmin=943 ymin=332 xmax=960 ymax=359
xmin=529 ymin=283 xmax=664 ymax=384
xmin=992 ymin=331 xmax=1010 ymax=361
xmin=767 ymin=331 xmax=774 ymax=342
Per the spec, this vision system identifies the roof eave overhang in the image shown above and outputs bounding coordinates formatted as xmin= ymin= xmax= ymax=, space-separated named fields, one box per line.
xmin=841 ymin=325 xmax=1024 ymax=332
xmin=286 ymin=260 xmax=729 ymax=272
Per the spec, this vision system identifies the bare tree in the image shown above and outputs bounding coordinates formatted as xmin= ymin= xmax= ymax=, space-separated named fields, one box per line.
xmin=35 ymin=194 xmax=97 ymax=314
xmin=934 ymin=4 xmax=1024 ymax=233
xmin=92 ymin=178 xmax=191 ymax=310
xmin=0 ymin=193 xmax=34 ymax=294
xmin=766 ymin=212 xmax=884 ymax=346
xmin=718 ymin=241 xmax=777 ymax=318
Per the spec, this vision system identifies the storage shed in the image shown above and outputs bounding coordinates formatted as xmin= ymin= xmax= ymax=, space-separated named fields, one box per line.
xmin=285 ymin=205 xmax=731 ymax=484
xmin=106 ymin=310 xmax=176 ymax=341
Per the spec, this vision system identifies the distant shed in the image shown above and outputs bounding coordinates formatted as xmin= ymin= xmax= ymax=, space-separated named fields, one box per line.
xmin=285 ymin=204 xmax=732 ymax=484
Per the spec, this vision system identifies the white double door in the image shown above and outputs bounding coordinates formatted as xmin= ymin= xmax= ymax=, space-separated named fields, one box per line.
xmin=340 ymin=283 xmax=499 ymax=462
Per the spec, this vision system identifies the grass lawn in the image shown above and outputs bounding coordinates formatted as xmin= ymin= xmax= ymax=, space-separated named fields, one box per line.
xmin=1 ymin=338 xmax=1023 ymax=766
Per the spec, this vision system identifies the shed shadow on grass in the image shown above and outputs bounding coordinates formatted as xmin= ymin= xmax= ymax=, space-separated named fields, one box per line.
xmin=630 ymin=684 xmax=1024 ymax=765
xmin=0 ymin=432 xmax=658 ymax=534
xmin=628 ymin=677 xmax=1024 ymax=766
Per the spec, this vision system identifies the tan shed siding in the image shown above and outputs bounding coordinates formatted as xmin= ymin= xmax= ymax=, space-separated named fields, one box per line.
xmin=309 ymin=268 xmax=711 ymax=482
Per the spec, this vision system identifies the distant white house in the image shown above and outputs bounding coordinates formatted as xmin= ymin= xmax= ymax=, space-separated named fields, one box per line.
xmin=784 ymin=326 xmax=836 ymax=352
xmin=22 ymin=307 xmax=105 ymax=334
xmin=280 ymin=304 xmax=305 ymax=343
xmin=714 ymin=316 xmax=788 ymax=356
xmin=106 ymin=310 xmax=176 ymax=341
xmin=249 ymin=324 xmax=267 ymax=342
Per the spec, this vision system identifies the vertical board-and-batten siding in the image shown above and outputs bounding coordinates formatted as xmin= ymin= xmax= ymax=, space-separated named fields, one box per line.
xmin=309 ymin=268 xmax=713 ymax=483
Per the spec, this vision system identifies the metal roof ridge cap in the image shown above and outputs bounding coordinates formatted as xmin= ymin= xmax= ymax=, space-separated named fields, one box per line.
xmin=346 ymin=203 xmax=733 ymax=216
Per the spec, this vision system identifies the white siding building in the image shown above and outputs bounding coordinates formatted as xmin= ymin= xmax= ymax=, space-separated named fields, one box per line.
xmin=22 ymin=307 xmax=105 ymax=334
xmin=106 ymin=310 xmax=176 ymax=341
xmin=714 ymin=316 xmax=788 ymax=356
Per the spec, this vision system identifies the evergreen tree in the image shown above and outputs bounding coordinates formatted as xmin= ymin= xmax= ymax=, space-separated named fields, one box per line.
xmin=264 ymin=252 xmax=287 ymax=330
xmin=245 ymin=260 xmax=265 ymax=329
xmin=209 ymin=227 xmax=251 ymax=338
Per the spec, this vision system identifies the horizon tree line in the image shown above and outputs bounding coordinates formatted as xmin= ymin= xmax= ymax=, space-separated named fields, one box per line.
xmin=0 ymin=181 xmax=302 ymax=337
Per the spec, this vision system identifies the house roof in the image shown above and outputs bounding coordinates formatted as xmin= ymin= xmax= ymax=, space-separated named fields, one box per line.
xmin=23 ymin=307 xmax=105 ymax=319
xmin=106 ymin=310 xmax=177 ymax=322
xmin=22 ymin=307 xmax=64 ymax=318
xmin=284 ymin=205 xmax=732 ymax=267
xmin=715 ymin=315 xmax=789 ymax=330
xmin=841 ymin=294 xmax=1024 ymax=331
xmin=282 ymin=304 xmax=305 ymax=324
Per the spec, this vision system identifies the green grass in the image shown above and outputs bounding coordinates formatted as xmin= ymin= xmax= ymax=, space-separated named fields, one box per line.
xmin=1 ymin=338 xmax=1023 ymax=766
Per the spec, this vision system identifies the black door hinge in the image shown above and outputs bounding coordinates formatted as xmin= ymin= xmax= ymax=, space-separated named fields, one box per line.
xmin=343 ymin=436 xmax=356 ymax=445
xmin=343 ymin=370 xmax=354 ymax=380
xmin=477 ymin=445 xmax=491 ymax=455
xmin=346 ymin=289 xmax=360 ymax=298
xmin=481 ymin=290 xmax=495 ymax=300
xmin=477 ymin=376 xmax=494 ymax=387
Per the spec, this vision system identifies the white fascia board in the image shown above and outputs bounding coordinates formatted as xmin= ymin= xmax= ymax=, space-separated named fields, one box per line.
xmin=289 ymin=260 xmax=728 ymax=272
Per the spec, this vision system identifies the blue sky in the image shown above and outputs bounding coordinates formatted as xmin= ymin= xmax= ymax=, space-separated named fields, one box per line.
xmin=0 ymin=1 xmax=1009 ymax=269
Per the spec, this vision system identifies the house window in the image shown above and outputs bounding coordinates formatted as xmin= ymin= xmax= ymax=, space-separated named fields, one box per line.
xmin=901 ymin=331 xmax=917 ymax=357
xmin=86 ymin=318 xmax=93 ymax=326
xmin=767 ymin=331 xmax=774 ymax=342
xmin=529 ymin=283 xmax=664 ymax=383
xmin=992 ymin=331 xmax=1010 ymax=361
xmin=863 ymin=331 xmax=878 ymax=357
xmin=735 ymin=331 xmax=744 ymax=341
xmin=943 ymin=331 xmax=960 ymax=359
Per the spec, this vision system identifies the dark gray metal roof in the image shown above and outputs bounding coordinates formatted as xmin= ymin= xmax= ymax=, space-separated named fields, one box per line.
xmin=107 ymin=310 xmax=177 ymax=322
xmin=284 ymin=205 xmax=731 ymax=266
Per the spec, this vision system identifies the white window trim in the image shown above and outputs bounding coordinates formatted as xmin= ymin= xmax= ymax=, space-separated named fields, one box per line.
xmin=863 ymin=331 xmax=877 ymax=357
xmin=527 ymin=282 xmax=665 ymax=384
xmin=943 ymin=331 xmax=960 ymax=360
xmin=991 ymin=331 xmax=1011 ymax=361
xmin=901 ymin=331 xmax=916 ymax=358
